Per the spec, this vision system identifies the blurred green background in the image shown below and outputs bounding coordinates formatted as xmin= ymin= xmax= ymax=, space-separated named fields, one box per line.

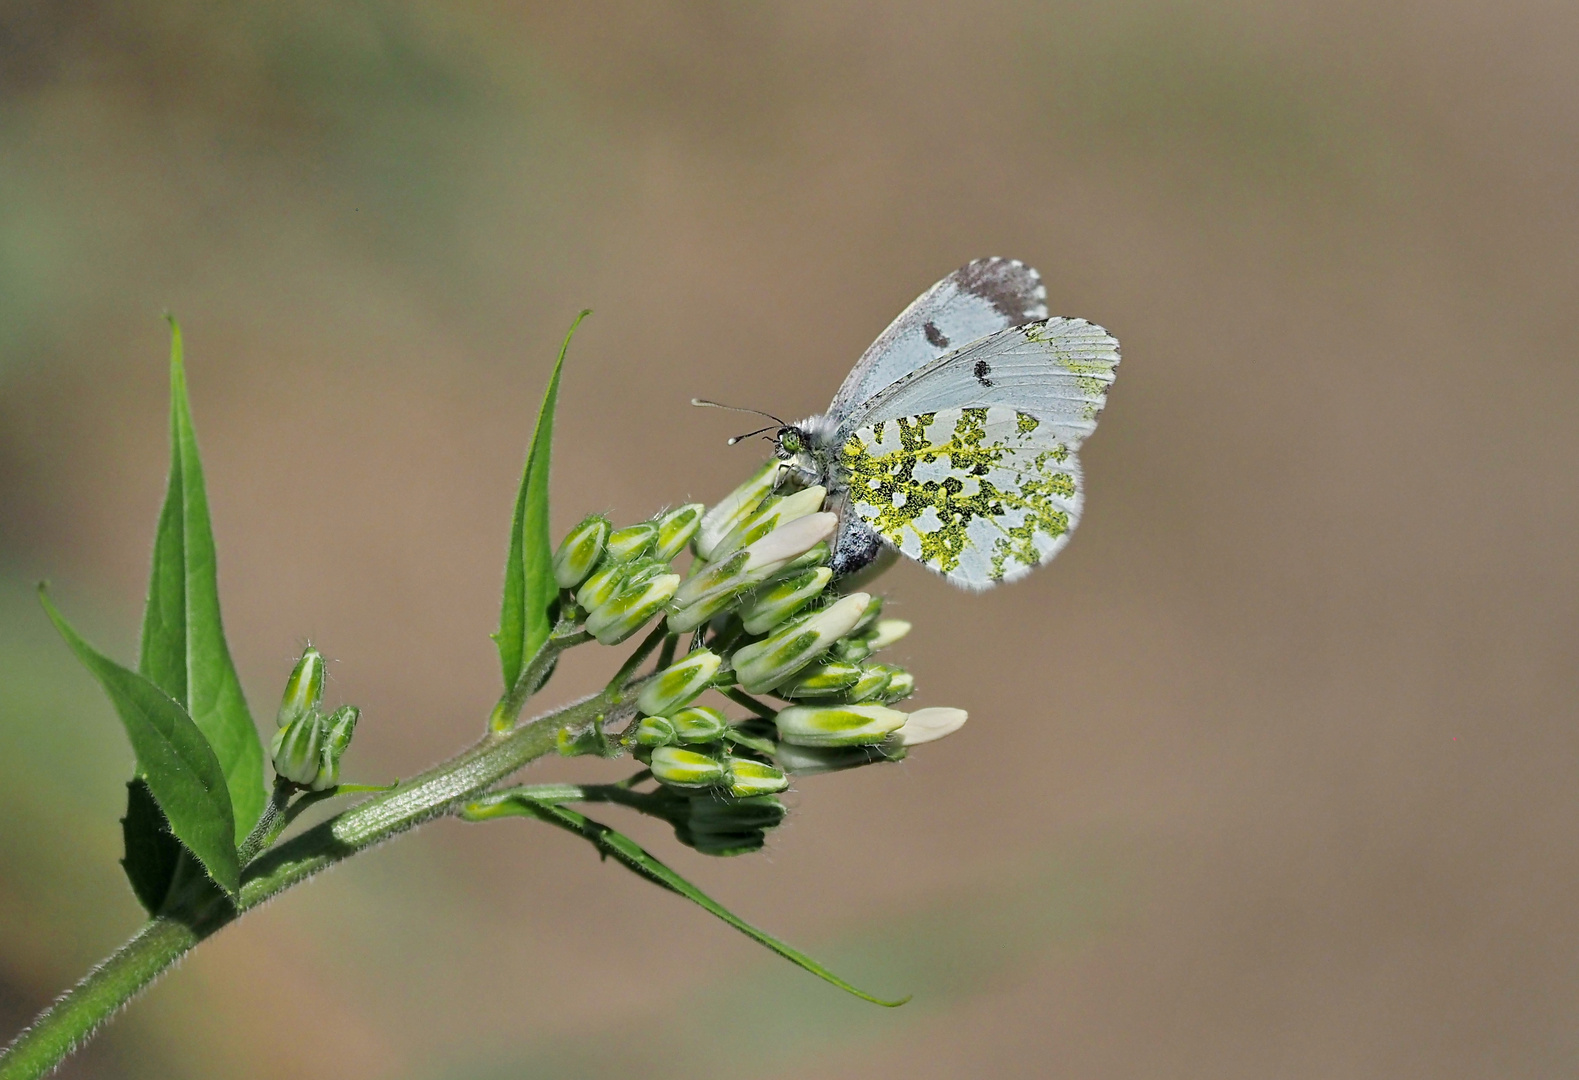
xmin=3 ymin=1 xmax=1577 ymax=1076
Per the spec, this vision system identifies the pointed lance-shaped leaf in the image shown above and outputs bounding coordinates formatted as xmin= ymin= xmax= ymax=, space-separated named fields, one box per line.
xmin=44 ymin=588 xmax=240 ymax=894
xmin=138 ymin=317 xmax=265 ymax=846
xmin=495 ymin=310 xmax=591 ymax=692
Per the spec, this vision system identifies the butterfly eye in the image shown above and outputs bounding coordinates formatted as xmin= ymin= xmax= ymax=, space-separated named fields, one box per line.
xmin=778 ymin=428 xmax=803 ymax=454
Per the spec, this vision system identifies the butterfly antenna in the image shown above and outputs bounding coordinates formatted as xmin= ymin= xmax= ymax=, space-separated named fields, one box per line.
xmin=690 ymin=398 xmax=786 ymax=426
xmin=726 ymin=425 xmax=779 ymax=446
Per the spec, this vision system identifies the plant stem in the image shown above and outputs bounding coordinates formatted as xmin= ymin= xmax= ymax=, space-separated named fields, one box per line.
xmin=0 ymin=689 xmax=614 ymax=1080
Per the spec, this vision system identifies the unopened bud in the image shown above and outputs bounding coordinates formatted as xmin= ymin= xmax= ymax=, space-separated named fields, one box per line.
xmin=710 ymin=485 xmax=826 ymax=562
xmin=587 ymin=572 xmax=681 ymax=645
xmin=650 ymin=745 xmax=727 ymax=789
xmin=637 ymin=649 xmax=721 ymax=716
xmin=739 ymin=567 xmax=834 ymax=635
xmin=732 ymin=592 xmax=871 ymax=693
xmin=270 ymin=710 xmax=323 ymax=786
xmin=634 ymin=715 xmax=677 ymax=747
xmin=866 ymin=619 xmax=911 ymax=651
xmin=653 ymin=504 xmax=704 ymax=560
xmin=776 ymin=742 xmax=900 ymax=776
xmin=553 ymin=515 xmax=611 ymax=589
xmin=575 ymin=560 xmax=630 ymax=612
xmin=726 ymin=756 xmax=789 ymax=797
xmin=831 ymin=637 xmax=871 ymax=663
xmin=774 ymin=702 xmax=907 ymax=747
xmin=695 ymin=460 xmax=780 ymax=560
xmin=277 ymin=646 xmax=326 ymax=728
xmin=849 ymin=595 xmax=884 ymax=637
xmin=673 ymin=512 xmax=836 ymax=611
xmin=771 ymin=540 xmax=831 ymax=577
xmin=604 ymin=521 xmax=659 ymax=563
xmin=841 ymin=665 xmax=892 ymax=703
xmin=309 ymin=705 xmax=359 ymax=791
xmin=874 ymin=665 xmax=915 ymax=702
xmin=674 ymin=794 xmax=786 ymax=856
xmin=896 ymin=707 xmax=968 ymax=746
xmin=773 ymin=659 xmax=862 ymax=698
xmin=670 ymin=705 xmax=728 ymax=744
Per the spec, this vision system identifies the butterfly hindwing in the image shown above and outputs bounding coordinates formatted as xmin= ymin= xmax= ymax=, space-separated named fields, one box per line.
xmin=836 ymin=406 xmax=1085 ymax=591
xmin=825 ymin=258 xmax=1048 ymax=422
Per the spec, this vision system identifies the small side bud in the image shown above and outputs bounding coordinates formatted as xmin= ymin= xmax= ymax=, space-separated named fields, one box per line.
xmin=553 ymin=515 xmax=611 ymax=589
xmin=695 ymin=460 xmax=780 ymax=559
xmin=270 ymin=710 xmax=324 ymax=786
xmin=637 ymin=649 xmax=722 ymax=716
xmin=896 ymin=706 xmax=968 ymax=746
xmin=732 ymin=592 xmax=871 ymax=694
xmin=604 ymin=521 xmax=659 ymax=563
xmin=739 ymin=566 xmax=834 ymax=635
xmin=309 ymin=705 xmax=360 ymax=791
xmin=726 ymin=756 xmax=790 ymax=797
xmin=773 ymin=659 xmax=863 ymax=698
xmin=634 ymin=715 xmax=677 ymax=747
xmin=874 ymin=665 xmax=915 ymax=702
xmin=587 ymin=572 xmax=681 ymax=645
xmin=652 ymin=504 xmax=704 ymax=560
xmin=866 ymin=618 xmax=912 ymax=651
xmin=774 ymin=702 xmax=908 ymax=747
xmin=670 ymin=705 xmax=728 ymax=744
xmin=709 ymin=485 xmax=826 ymax=562
xmin=277 ymin=646 xmax=326 ymax=728
xmin=831 ymin=636 xmax=871 ymax=664
xmin=575 ymin=560 xmax=631 ymax=612
xmin=650 ymin=745 xmax=727 ymax=789
xmin=841 ymin=665 xmax=893 ymax=703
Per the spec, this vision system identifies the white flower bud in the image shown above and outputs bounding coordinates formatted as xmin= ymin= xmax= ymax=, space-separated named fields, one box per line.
xmin=604 ymin=521 xmax=659 ymax=563
xmin=730 ymin=592 xmax=872 ymax=694
xmin=636 ymin=649 xmax=721 ymax=717
xmin=553 ymin=515 xmax=611 ymax=589
xmin=709 ymin=485 xmax=826 ymax=562
xmin=695 ymin=460 xmax=780 ymax=559
xmin=634 ymin=716 xmax=677 ymax=747
xmin=653 ymin=504 xmax=704 ymax=560
xmin=773 ymin=659 xmax=863 ymax=699
xmin=575 ymin=560 xmax=630 ymax=612
xmin=773 ymin=702 xmax=907 ymax=747
xmin=865 ymin=619 xmax=911 ymax=651
xmin=670 ymin=705 xmax=728 ymax=744
xmin=739 ymin=566 xmax=833 ymax=635
xmin=726 ymin=757 xmax=789 ymax=797
xmin=650 ymin=745 xmax=727 ymax=789
xmin=841 ymin=665 xmax=892 ymax=703
xmin=671 ymin=512 xmax=836 ymax=610
xmin=775 ymin=742 xmax=898 ymax=776
xmin=895 ymin=707 xmax=968 ymax=746
xmin=586 ymin=573 xmax=681 ymax=645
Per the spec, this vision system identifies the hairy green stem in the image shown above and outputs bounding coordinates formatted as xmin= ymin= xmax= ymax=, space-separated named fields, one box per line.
xmin=0 ymin=690 xmax=612 ymax=1080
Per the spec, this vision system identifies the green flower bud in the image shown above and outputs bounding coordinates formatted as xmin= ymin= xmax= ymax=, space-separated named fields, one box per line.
xmin=575 ymin=559 xmax=631 ymax=612
xmin=831 ymin=636 xmax=872 ymax=664
xmin=665 ymin=586 xmax=743 ymax=635
xmin=670 ymin=705 xmax=728 ymax=744
xmin=726 ymin=756 xmax=789 ymax=797
xmin=653 ymin=503 xmax=704 ymax=560
xmin=709 ymin=485 xmax=827 ymax=562
xmin=309 ymin=704 xmax=360 ymax=791
xmin=739 ymin=567 xmax=834 ymax=635
xmin=773 ymin=659 xmax=863 ymax=698
xmin=775 ymin=742 xmax=900 ymax=776
xmin=587 ymin=572 xmax=681 ymax=645
xmin=774 ymin=702 xmax=908 ymax=747
xmin=650 ymin=745 xmax=727 ymax=789
xmin=695 ymin=460 xmax=780 ymax=559
xmin=895 ymin=706 xmax=968 ymax=746
xmin=553 ymin=515 xmax=611 ymax=589
xmin=637 ymin=649 xmax=722 ymax=716
xmin=674 ymin=794 xmax=786 ymax=856
xmin=277 ymin=645 xmax=326 ymax=728
xmin=604 ymin=521 xmax=659 ymax=563
xmin=732 ymin=592 xmax=872 ymax=694
xmin=866 ymin=618 xmax=912 ymax=651
xmin=873 ymin=665 xmax=915 ymax=702
xmin=634 ymin=715 xmax=677 ymax=747
xmin=849 ymin=595 xmax=884 ymax=637
xmin=270 ymin=710 xmax=324 ymax=786
xmin=841 ymin=665 xmax=892 ymax=703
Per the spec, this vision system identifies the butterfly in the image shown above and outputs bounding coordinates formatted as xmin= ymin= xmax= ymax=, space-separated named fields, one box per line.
xmin=772 ymin=258 xmax=1120 ymax=591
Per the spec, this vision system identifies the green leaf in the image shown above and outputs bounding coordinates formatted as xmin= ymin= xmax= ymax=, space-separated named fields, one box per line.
xmin=494 ymin=310 xmax=591 ymax=690
xmin=466 ymin=793 xmax=908 ymax=1007
xmin=41 ymin=589 xmax=241 ymax=894
xmin=139 ymin=316 xmax=265 ymax=843
xmin=120 ymin=779 xmax=184 ymax=913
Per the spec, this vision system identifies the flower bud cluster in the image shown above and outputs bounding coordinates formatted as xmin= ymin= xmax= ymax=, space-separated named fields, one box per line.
xmin=270 ymin=645 xmax=360 ymax=790
xmin=553 ymin=504 xmax=704 ymax=645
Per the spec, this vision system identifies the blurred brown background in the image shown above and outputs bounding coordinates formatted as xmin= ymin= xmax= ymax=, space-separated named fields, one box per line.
xmin=2 ymin=1 xmax=1576 ymax=1076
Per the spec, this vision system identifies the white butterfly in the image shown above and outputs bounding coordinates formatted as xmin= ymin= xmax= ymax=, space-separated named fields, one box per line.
xmin=774 ymin=258 xmax=1120 ymax=591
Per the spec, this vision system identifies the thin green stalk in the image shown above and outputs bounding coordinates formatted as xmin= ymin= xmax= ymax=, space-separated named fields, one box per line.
xmin=0 ymin=690 xmax=612 ymax=1080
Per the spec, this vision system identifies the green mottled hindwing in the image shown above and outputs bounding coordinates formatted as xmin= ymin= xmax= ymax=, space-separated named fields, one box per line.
xmin=838 ymin=406 xmax=1085 ymax=590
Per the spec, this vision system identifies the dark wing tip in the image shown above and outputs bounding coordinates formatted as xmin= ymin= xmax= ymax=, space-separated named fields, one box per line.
xmin=956 ymin=257 xmax=1047 ymax=324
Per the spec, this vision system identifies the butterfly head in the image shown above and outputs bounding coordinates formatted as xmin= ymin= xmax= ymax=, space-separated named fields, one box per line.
xmin=772 ymin=423 xmax=828 ymax=489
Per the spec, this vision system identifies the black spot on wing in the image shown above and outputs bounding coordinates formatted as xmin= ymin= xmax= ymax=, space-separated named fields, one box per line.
xmin=973 ymin=359 xmax=993 ymax=387
xmin=923 ymin=320 xmax=949 ymax=348
xmin=954 ymin=257 xmax=1047 ymax=325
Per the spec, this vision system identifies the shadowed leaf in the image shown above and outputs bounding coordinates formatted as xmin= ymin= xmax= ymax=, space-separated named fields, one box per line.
xmin=42 ymin=589 xmax=240 ymax=894
xmin=494 ymin=310 xmax=591 ymax=690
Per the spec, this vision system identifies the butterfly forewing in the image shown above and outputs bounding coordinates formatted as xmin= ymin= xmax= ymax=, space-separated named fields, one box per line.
xmin=825 ymin=258 xmax=1048 ymax=421
xmin=837 ymin=406 xmax=1086 ymax=591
